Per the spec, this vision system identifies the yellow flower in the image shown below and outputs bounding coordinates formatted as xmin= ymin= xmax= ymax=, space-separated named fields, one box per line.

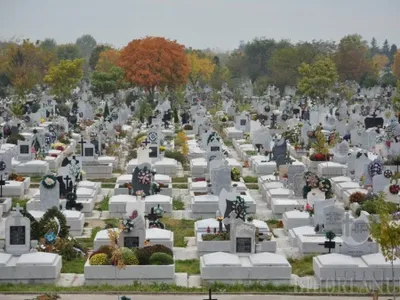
xmin=40 ymin=118 xmax=45 ymax=124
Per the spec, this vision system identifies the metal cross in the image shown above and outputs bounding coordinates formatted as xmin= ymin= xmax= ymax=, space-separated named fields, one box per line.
xmin=64 ymin=175 xmax=72 ymax=192
xmin=78 ymin=137 xmax=86 ymax=156
xmin=141 ymin=138 xmax=150 ymax=147
xmin=203 ymin=289 xmax=217 ymax=300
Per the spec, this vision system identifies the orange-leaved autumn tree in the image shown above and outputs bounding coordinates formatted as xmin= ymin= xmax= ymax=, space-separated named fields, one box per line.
xmin=372 ymin=54 xmax=389 ymax=73
xmin=118 ymin=37 xmax=189 ymax=99
xmin=96 ymin=49 xmax=120 ymax=72
xmin=392 ymin=50 xmax=400 ymax=79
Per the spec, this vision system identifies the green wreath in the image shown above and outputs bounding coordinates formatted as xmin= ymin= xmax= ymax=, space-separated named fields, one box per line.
xmin=39 ymin=207 xmax=69 ymax=238
xmin=22 ymin=210 xmax=40 ymax=240
xmin=41 ymin=174 xmax=58 ymax=189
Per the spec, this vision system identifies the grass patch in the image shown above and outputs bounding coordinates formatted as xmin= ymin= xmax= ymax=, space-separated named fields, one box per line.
xmin=173 ymin=183 xmax=188 ymax=189
xmin=163 ymin=217 xmax=194 ymax=247
xmin=243 ymin=176 xmax=258 ymax=183
xmin=0 ymin=282 xmax=374 ymax=293
xmin=90 ymin=178 xmax=117 ymax=183
xmin=246 ymin=183 xmax=259 ymax=190
xmin=175 ymin=259 xmax=200 ymax=274
xmin=61 ymin=256 xmax=86 ymax=274
xmin=12 ymin=198 xmax=28 ymax=209
xmin=172 ymin=176 xmax=188 ymax=183
xmin=101 ymin=183 xmax=115 ymax=189
xmin=76 ymin=226 xmax=102 ymax=250
xmin=223 ymin=139 xmax=232 ymax=146
xmin=288 ymin=255 xmax=315 ymax=277
xmin=104 ymin=218 xmax=119 ymax=228
xmin=95 ymin=193 xmax=111 ymax=211
xmin=266 ymin=218 xmax=283 ymax=229
xmin=30 ymin=176 xmax=42 ymax=182
xmin=172 ymin=197 xmax=185 ymax=210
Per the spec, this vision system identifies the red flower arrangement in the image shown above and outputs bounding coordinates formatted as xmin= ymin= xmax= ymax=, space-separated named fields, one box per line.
xmin=193 ymin=178 xmax=206 ymax=182
xmin=349 ymin=192 xmax=366 ymax=203
xmin=51 ymin=154 xmax=57 ymax=158
xmin=56 ymin=146 xmax=64 ymax=151
xmin=310 ymin=153 xmax=328 ymax=161
xmin=389 ymin=184 xmax=400 ymax=195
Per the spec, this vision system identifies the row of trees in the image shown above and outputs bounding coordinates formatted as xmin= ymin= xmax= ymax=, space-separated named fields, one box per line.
xmin=1 ymin=33 xmax=400 ymax=103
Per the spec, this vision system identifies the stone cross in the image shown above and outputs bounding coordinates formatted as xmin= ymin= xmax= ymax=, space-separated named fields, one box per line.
xmin=13 ymin=203 xmax=23 ymax=215
xmin=141 ymin=138 xmax=150 ymax=147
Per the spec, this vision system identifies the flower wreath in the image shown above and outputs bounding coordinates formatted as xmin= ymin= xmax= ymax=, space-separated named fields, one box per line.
xmin=138 ymin=168 xmax=152 ymax=185
xmin=389 ymin=183 xmax=399 ymax=195
xmin=281 ymin=114 xmax=288 ymax=121
xmin=304 ymin=171 xmax=319 ymax=188
xmin=41 ymin=174 xmax=57 ymax=189
xmin=318 ymin=178 xmax=331 ymax=193
xmin=368 ymin=160 xmax=383 ymax=178
xmin=122 ymin=210 xmax=138 ymax=232
xmin=384 ymin=170 xmax=393 ymax=179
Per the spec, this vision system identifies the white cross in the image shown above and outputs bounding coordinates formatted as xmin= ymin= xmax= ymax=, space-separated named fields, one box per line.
xmin=13 ymin=203 xmax=23 ymax=215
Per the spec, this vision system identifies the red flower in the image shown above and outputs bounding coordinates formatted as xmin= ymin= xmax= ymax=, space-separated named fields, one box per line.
xmin=51 ymin=154 xmax=57 ymax=158
xmin=56 ymin=146 xmax=64 ymax=151
xmin=386 ymin=140 xmax=391 ymax=148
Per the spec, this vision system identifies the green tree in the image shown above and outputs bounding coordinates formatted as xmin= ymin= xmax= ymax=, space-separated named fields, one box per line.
xmin=44 ymin=59 xmax=84 ymax=101
xmin=370 ymin=197 xmax=400 ymax=300
xmin=335 ymin=34 xmax=375 ymax=82
xmin=380 ymin=72 xmax=397 ymax=87
xmin=75 ymin=34 xmax=97 ymax=58
xmin=297 ymin=56 xmax=338 ymax=101
xmin=89 ymin=44 xmax=112 ymax=71
xmin=56 ymin=44 xmax=81 ymax=61
xmin=226 ymin=49 xmax=247 ymax=80
xmin=40 ymin=38 xmax=57 ymax=51
xmin=91 ymin=66 xmax=126 ymax=99
xmin=243 ymin=38 xmax=290 ymax=83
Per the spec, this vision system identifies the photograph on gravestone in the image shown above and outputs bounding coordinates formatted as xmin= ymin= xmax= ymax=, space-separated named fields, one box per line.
xmin=124 ymin=236 xmax=139 ymax=248
xmin=84 ymin=147 xmax=94 ymax=157
xmin=210 ymin=146 xmax=220 ymax=152
xmin=236 ymin=237 xmax=252 ymax=253
xmin=10 ymin=225 xmax=26 ymax=245
xmin=149 ymin=146 xmax=158 ymax=158
xmin=240 ymin=119 xmax=246 ymax=126
xmin=20 ymin=145 xmax=29 ymax=154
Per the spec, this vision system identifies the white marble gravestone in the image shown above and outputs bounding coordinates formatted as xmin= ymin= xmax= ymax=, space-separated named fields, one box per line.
xmin=323 ymin=205 xmax=344 ymax=234
xmin=39 ymin=179 xmax=60 ymax=211
xmin=210 ymin=161 xmax=232 ymax=196
xmin=5 ymin=205 xmax=31 ymax=255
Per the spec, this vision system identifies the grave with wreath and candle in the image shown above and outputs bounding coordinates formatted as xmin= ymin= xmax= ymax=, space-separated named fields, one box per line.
xmin=26 ymin=173 xmax=85 ymax=236
xmin=0 ymin=205 xmax=62 ymax=283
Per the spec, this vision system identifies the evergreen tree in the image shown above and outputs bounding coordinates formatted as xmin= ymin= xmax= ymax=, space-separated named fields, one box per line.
xmin=389 ymin=44 xmax=398 ymax=64
xmin=103 ymin=102 xmax=110 ymax=118
xmin=370 ymin=37 xmax=379 ymax=57
xmin=382 ymin=39 xmax=390 ymax=56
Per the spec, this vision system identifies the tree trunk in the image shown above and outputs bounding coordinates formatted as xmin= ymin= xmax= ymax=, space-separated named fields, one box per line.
xmin=392 ymin=252 xmax=396 ymax=300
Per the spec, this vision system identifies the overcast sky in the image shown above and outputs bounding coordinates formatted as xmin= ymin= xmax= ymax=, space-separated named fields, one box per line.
xmin=0 ymin=0 xmax=399 ymax=51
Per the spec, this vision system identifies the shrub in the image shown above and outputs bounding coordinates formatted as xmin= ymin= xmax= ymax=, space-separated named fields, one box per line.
xmin=121 ymin=247 xmax=139 ymax=265
xmin=149 ymin=252 xmax=174 ymax=265
xmin=183 ymin=124 xmax=193 ymax=130
xmin=231 ymin=167 xmax=240 ymax=181
xmin=243 ymin=176 xmax=257 ymax=183
xmin=165 ymin=150 xmax=188 ymax=166
xmin=135 ymin=244 xmax=173 ymax=265
xmin=132 ymin=132 xmax=147 ymax=148
xmin=89 ymin=253 xmax=108 ymax=265
xmin=349 ymin=192 xmax=365 ymax=204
